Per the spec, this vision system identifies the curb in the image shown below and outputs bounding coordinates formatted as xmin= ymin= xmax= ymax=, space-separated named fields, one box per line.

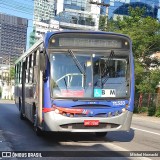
xmin=0 ymin=100 xmax=15 ymax=104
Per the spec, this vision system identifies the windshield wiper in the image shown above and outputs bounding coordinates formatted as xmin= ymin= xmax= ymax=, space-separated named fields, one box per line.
xmin=63 ymin=77 xmax=68 ymax=89
xmin=68 ymin=49 xmax=86 ymax=88
xmin=94 ymin=50 xmax=115 ymax=88
xmin=102 ymin=50 xmax=115 ymax=87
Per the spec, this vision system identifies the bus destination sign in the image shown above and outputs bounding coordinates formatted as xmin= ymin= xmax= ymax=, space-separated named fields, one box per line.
xmin=58 ymin=38 xmax=122 ymax=48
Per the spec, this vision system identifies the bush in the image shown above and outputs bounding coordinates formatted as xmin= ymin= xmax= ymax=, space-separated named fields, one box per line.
xmin=139 ymin=107 xmax=148 ymax=113
xmin=148 ymin=105 xmax=156 ymax=116
xmin=155 ymin=107 xmax=160 ymax=117
xmin=133 ymin=106 xmax=139 ymax=113
xmin=134 ymin=106 xmax=147 ymax=113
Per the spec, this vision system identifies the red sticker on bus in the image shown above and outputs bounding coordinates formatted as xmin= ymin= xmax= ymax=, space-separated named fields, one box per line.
xmin=61 ymin=89 xmax=84 ymax=97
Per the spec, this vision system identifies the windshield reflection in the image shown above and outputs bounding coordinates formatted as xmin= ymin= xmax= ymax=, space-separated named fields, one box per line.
xmin=50 ymin=52 xmax=92 ymax=98
xmin=50 ymin=51 xmax=129 ymax=99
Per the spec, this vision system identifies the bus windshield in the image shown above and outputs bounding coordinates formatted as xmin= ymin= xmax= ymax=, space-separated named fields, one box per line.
xmin=50 ymin=49 xmax=130 ymax=99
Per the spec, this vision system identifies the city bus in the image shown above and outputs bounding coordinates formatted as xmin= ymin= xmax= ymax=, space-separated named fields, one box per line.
xmin=15 ymin=31 xmax=134 ymax=137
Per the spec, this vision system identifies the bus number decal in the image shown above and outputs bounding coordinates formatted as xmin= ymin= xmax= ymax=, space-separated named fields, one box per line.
xmin=113 ymin=101 xmax=125 ymax=106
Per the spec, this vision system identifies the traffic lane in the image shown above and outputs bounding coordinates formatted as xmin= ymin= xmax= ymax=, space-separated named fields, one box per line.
xmin=0 ymin=103 xmax=139 ymax=160
xmin=0 ymin=103 xmax=157 ymax=160
xmin=0 ymin=103 xmax=134 ymax=151
xmin=106 ymin=115 xmax=160 ymax=151
xmin=132 ymin=115 xmax=160 ymax=134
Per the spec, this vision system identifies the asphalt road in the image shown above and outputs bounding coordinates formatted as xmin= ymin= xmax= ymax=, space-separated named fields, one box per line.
xmin=0 ymin=101 xmax=160 ymax=160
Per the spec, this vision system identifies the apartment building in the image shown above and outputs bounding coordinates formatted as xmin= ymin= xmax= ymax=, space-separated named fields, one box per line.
xmin=0 ymin=13 xmax=28 ymax=65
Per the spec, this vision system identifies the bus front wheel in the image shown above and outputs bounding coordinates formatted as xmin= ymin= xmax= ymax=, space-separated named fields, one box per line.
xmin=34 ymin=126 xmax=43 ymax=136
xmin=95 ymin=132 xmax=107 ymax=137
xmin=33 ymin=113 xmax=43 ymax=136
xmin=19 ymin=101 xmax=25 ymax=120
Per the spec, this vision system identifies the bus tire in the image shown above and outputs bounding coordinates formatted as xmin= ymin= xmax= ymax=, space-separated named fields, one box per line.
xmin=95 ymin=132 xmax=107 ymax=137
xmin=34 ymin=126 xmax=43 ymax=136
xmin=33 ymin=112 xmax=43 ymax=136
xmin=19 ymin=100 xmax=25 ymax=120
xmin=20 ymin=111 xmax=25 ymax=120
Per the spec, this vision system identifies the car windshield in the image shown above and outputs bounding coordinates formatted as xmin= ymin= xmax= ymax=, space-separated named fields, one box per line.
xmin=50 ymin=50 xmax=130 ymax=99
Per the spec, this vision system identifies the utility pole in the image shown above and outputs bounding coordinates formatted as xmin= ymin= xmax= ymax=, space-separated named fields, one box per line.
xmin=89 ymin=1 xmax=110 ymax=30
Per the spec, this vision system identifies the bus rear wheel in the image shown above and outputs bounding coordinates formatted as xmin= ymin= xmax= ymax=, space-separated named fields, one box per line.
xmin=20 ymin=111 xmax=25 ymax=120
xmin=19 ymin=100 xmax=25 ymax=120
xmin=95 ymin=132 xmax=107 ymax=137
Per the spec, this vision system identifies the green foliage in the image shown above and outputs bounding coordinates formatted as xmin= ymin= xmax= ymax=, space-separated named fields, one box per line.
xmin=134 ymin=106 xmax=147 ymax=114
xmin=10 ymin=67 xmax=15 ymax=80
xmin=155 ymin=107 xmax=160 ymax=117
xmin=148 ymin=105 xmax=156 ymax=116
xmin=99 ymin=15 xmax=107 ymax=31
xmin=108 ymin=7 xmax=160 ymax=59
xmin=136 ymin=69 xmax=160 ymax=93
xmin=100 ymin=7 xmax=160 ymax=94
xmin=139 ymin=107 xmax=148 ymax=113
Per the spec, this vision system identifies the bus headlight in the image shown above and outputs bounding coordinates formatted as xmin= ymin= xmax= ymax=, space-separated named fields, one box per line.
xmin=122 ymin=108 xmax=126 ymax=113
xmin=108 ymin=112 xmax=112 ymax=117
xmin=55 ymin=109 xmax=60 ymax=114
xmin=115 ymin=111 xmax=119 ymax=116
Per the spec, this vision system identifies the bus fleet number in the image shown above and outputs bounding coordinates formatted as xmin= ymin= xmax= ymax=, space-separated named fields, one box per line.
xmin=113 ymin=101 xmax=125 ymax=106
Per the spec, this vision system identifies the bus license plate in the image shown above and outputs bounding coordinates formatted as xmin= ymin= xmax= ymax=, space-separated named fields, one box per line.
xmin=84 ymin=120 xmax=99 ymax=126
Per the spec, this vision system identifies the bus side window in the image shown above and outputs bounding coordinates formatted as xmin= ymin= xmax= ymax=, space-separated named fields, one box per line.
xmin=15 ymin=66 xmax=16 ymax=81
xmin=16 ymin=64 xmax=19 ymax=83
xmin=29 ymin=53 xmax=34 ymax=83
xmin=15 ymin=65 xmax=17 ymax=83
xmin=28 ymin=54 xmax=32 ymax=83
xmin=25 ymin=57 xmax=28 ymax=83
xmin=32 ymin=51 xmax=37 ymax=83
xmin=19 ymin=62 xmax=22 ymax=84
xmin=33 ymin=51 xmax=37 ymax=66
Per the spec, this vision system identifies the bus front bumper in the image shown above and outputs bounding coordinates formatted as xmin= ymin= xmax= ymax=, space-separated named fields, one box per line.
xmin=43 ymin=110 xmax=133 ymax=132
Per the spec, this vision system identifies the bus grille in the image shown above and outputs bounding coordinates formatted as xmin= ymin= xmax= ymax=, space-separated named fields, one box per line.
xmin=60 ymin=123 xmax=119 ymax=130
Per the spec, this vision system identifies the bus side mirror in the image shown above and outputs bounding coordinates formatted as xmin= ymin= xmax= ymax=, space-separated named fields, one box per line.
xmin=40 ymin=53 xmax=48 ymax=82
xmin=39 ymin=44 xmax=46 ymax=71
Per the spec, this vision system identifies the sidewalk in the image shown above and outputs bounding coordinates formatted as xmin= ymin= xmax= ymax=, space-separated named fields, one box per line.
xmin=0 ymin=100 xmax=15 ymax=104
xmin=133 ymin=114 xmax=160 ymax=124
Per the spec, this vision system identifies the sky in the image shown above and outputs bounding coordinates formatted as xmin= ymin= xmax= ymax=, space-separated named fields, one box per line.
xmin=0 ymin=0 xmax=160 ymax=50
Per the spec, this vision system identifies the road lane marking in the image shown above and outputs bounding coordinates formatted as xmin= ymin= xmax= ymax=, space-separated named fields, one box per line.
xmin=132 ymin=127 xmax=160 ymax=136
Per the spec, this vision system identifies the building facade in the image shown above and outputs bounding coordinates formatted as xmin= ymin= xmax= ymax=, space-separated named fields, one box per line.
xmin=55 ymin=0 xmax=100 ymax=30
xmin=0 ymin=13 xmax=28 ymax=65
xmin=101 ymin=0 xmax=159 ymax=19
xmin=30 ymin=0 xmax=101 ymax=47
xmin=34 ymin=0 xmax=55 ymax=22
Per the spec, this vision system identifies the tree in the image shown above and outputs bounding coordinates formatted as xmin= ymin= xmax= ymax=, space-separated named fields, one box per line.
xmin=99 ymin=15 xmax=107 ymax=31
xmin=99 ymin=7 xmax=160 ymax=93
xmin=10 ymin=67 xmax=15 ymax=80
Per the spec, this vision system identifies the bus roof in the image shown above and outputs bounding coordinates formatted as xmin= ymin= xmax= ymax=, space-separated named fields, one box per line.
xmin=15 ymin=38 xmax=43 ymax=64
xmin=15 ymin=30 xmax=131 ymax=65
xmin=44 ymin=30 xmax=131 ymax=41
